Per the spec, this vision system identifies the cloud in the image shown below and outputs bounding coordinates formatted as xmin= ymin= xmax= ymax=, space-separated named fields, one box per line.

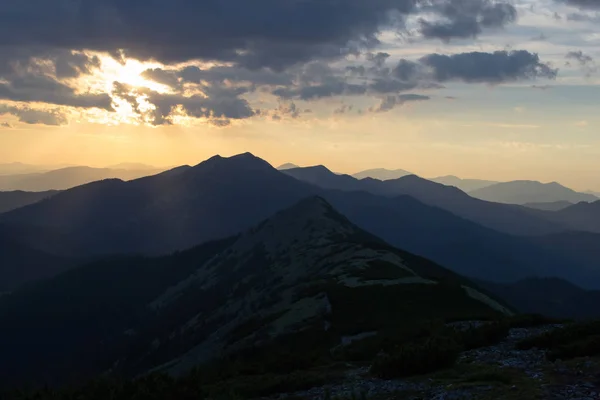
xmin=419 ymin=50 xmax=558 ymax=83
xmin=0 ymin=0 xmax=419 ymax=70
xmin=370 ymin=93 xmax=430 ymax=112
xmin=531 ymin=84 xmax=553 ymax=90
xmin=419 ymin=0 xmax=517 ymax=41
xmin=0 ymin=0 xmax=520 ymax=71
xmin=112 ymin=82 xmax=255 ymax=126
xmin=566 ymin=11 xmax=600 ymax=22
xmin=565 ymin=50 xmax=598 ymax=77
xmin=562 ymin=0 xmax=600 ymax=10
xmin=0 ymin=104 xmax=69 ymax=126
xmin=0 ymin=48 xmax=112 ymax=110
xmin=0 ymin=74 xmax=113 ymax=110
xmin=333 ymin=104 xmax=355 ymax=115
xmin=566 ymin=50 xmax=594 ymax=65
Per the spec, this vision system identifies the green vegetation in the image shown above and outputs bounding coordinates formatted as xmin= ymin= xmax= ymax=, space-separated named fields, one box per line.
xmin=517 ymin=319 xmax=600 ymax=361
xmin=349 ymin=260 xmax=413 ymax=281
xmin=370 ymin=334 xmax=461 ymax=378
xmin=459 ymin=321 xmax=510 ymax=350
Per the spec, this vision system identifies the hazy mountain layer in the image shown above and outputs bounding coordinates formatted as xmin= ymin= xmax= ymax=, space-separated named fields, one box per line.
xmin=430 ymin=175 xmax=498 ymax=192
xmin=469 ymin=180 xmax=598 ymax=205
xmin=0 ymin=166 xmax=166 ymax=191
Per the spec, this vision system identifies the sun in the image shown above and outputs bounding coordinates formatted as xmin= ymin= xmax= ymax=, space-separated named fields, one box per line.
xmin=98 ymin=56 xmax=172 ymax=94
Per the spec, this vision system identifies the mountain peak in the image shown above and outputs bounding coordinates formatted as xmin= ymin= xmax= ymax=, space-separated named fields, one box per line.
xmin=193 ymin=153 xmax=273 ymax=172
xmin=277 ymin=163 xmax=300 ymax=170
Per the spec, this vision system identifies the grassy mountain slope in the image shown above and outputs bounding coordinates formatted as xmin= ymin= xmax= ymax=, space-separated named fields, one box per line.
xmin=0 ymin=197 xmax=510 ymax=388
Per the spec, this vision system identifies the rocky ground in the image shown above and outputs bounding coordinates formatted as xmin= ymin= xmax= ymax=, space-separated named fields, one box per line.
xmin=264 ymin=324 xmax=600 ymax=400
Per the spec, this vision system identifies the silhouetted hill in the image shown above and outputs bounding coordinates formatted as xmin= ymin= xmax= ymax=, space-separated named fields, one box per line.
xmin=469 ymin=180 xmax=597 ymax=205
xmin=283 ymin=166 xmax=567 ymax=236
xmin=530 ymin=231 xmax=600 ymax=272
xmin=540 ymin=201 xmax=600 ymax=233
xmin=2 ymin=153 xmax=597 ymax=289
xmin=285 ymin=165 xmax=364 ymax=191
xmin=352 ymin=168 xmax=412 ymax=181
xmin=430 ymin=175 xmax=498 ymax=192
xmin=0 ymin=166 xmax=166 ymax=191
xmin=1 ymin=154 xmax=317 ymax=255
xmin=0 ymin=190 xmax=59 ymax=213
xmin=0 ymin=197 xmax=510 ymax=387
xmin=522 ymin=201 xmax=573 ymax=211
xmin=477 ymin=277 xmax=600 ymax=320
xmin=0 ymin=225 xmax=77 ymax=291
xmin=277 ymin=163 xmax=300 ymax=170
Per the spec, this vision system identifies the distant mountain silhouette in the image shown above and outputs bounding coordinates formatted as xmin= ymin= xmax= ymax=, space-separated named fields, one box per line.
xmin=585 ymin=190 xmax=600 ymax=197
xmin=0 ymin=162 xmax=48 ymax=175
xmin=107 ymin=162 xmax=157 ymax=170
xmin=352 ymin=168 xmax=412 ymax=181
xmin=0 ymin=224 xmax=78 ymax=291
xmin=2 ymin=153 xmax=598 ymax=289
xmin=284 ymin=166 xmax=567 ymax=236
xmin=477 ymin=277 xmax=600 ymax=320
xmin=0 ymin=190 xmax=59 ymax=213
xmin=522 ymin=201 xmax=574 ymax=212
xmin=539 ymin=201 xmax=600 ymax=233
xmin=277 ymin=163 xmax=300 ymax=170
xmin=1 ymin=154 xmax=317 ymax=255
xmin=469 ymin=180 xmax=598 ymax=205
xmin=430 ymin=175 xmax=498 ymax=192
xmin=0 ymin=197 xmax=511 ymax=387
xmin=530 ymin=231 xmax=600 ymax=271
xmin=0 ymin=166 xmax=166 ymax=191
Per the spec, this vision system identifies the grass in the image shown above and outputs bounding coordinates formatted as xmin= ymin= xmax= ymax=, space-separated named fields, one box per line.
xmin=349 ymin=260 xmax=413 ymax=281
xmin=423 ymin=363 xmax=544 ymax=400
xmin=516 ymin=319 xmax=600 ymax=360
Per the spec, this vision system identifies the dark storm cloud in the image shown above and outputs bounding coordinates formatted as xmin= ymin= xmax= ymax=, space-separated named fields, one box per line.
xmin=0 ymin=47 xmax=111 ymax=110
xmin=0 ymin=0 xmax=521 ymax=70
xmin=0 ymin=47 xmax=100 ymax=79
xmin=0 ymin=74 xmax=113 ymax=110
xmin=420 ymin=50 xmax=557 ymax=83
xmin=0 ymin=104 xmax=68 ymax=126
xmin=370 ymin=93 xmax=430 ymax=112
xmin=0 ymin=0 xmax=420 ymax=70
xmin=418 ymin=0 xmax=517 ymax=40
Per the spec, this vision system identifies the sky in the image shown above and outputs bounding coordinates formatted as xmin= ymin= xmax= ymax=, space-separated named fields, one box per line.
xmin=0 ymin=0 xmax=599 ymax=190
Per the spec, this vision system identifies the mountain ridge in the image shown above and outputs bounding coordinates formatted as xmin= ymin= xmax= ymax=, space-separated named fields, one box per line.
xmin=0 ymin=196 xmax=512 ymax=387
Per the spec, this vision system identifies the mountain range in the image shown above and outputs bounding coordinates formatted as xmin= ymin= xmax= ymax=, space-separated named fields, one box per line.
xmin=430 ymin=175 xmax=499 ymax=192
xmin=469 ymin=180 xmax=598 ymax=205
xmin=351 ymin=168 xmax=413 ymax=181
xmin=2 ymin=153 xmax=600 ymax=292
xmin=0 ymin=166 xmax=166 ymax=191
xmin=0 ymin=190 xmax=59 ymax=213
xmin=3 ymin=152 xmax=600 ymax=393
xmin=0 ymin=196 xmax=512 ymax=387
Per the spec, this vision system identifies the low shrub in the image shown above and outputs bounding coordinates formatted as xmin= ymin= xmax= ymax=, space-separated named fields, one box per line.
xmin=516 ymin=320 xmax=600 ymax=352
xmin=506 ymin=314 xmax=569 ymax=329
xmin=547 ymin=334 xmax=600 ymax=361
xmin=457 ymin=321 xmax=510 ymax=350
xmin=370 ymin=334 xmax=461 ymax=379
